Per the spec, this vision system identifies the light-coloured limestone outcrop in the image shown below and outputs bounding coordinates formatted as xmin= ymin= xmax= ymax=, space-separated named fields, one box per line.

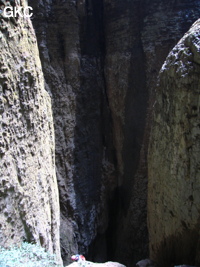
xmin=148 ymin=19 xmax=200 ymax=267
xmin=0 ymin=0 xmax=61 ymax=263
xmin=66 ymin=261 xmax=126 ymax=267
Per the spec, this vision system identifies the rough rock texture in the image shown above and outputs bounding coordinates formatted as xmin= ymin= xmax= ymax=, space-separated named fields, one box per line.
xmin=0 ymin=0 xmax=61 ymax=263
xmin=1 ymin=0 xmax=200 ymax=266
xmin=31 ymin=0 xmax=116 ymax=264
xmin=104 ymin=1 xmax=200 ymax=265
xmin=148 ymin=19 xmax=200 ymax=267
xmin=29 ymin=0 xmax=200 ymax=266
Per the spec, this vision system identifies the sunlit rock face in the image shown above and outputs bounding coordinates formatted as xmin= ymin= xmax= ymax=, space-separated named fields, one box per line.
xmin=148 ymin=19 xmax=200 ymax=267
xmin=0 ymin=0 xmax=61 ymax=263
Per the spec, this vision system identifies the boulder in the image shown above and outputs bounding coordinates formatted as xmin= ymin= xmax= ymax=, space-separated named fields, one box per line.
xmin=148 ymin=19 xmax=200 ymax=267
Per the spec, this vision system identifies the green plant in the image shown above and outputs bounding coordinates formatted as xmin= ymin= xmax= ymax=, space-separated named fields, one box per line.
xmin=0 ymin=242 xmax=63 ymax=267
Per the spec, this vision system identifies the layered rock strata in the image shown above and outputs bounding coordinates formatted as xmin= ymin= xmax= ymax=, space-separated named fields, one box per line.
xmin=0 ymin=0 xmax=61 ymax=263
xmin=148 ymin=19 xmax=200 ymax=267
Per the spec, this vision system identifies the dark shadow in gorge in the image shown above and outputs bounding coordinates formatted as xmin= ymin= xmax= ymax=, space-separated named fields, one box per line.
xmin=73 ymin=0 xmax=115 ymax=259
xmin=103 ymin=1 xmax=149 ymax=265
xmin=73 ymin=0 xmax=149 ymax=263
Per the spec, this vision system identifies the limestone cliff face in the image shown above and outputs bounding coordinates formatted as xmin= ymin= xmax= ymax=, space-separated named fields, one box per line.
xmin=3 ymin=1 xmax=200 ymax=266
xmin=30 ymin=0 xmax=200 ymax=266
xmin=148 ymin=19 xmax=200 ymax=267
xmin=31 ymin=0 xmax=116 ymax=264
xmin=103 ymin=0 xmax=200 ymax=265
xmin=0 ymin=0 xmax=61 ymax=263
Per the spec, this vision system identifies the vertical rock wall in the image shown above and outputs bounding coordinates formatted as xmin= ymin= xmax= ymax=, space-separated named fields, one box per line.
xmin=103 ymin=0 xmax=200 ymax=265
xmin=31 ymin=0 xmax=116 ymax=264
xmin=148 ymin=19 xmax=200 ymax=267
xmin=27 ymin=0 xmax=200 ymax=265
xmin=0 ymin=0 xmax=61 ymax=263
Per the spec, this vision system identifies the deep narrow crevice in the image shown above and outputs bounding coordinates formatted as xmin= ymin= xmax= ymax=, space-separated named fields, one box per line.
xmin=30 ymin=0 xmax=200 ymax=265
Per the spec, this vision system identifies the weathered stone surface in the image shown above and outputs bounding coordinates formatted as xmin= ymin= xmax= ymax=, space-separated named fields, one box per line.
xmin=31 ymin=0 xmax=116 ymax=264
xmin=3 ymin=0 xmax=200 ymax=266
xmin=148 ymin=19 xmax=200 ymax=267
xmin=0 ymin=0 xmax=61 ymax=263
xmin=103 ymin=0 xmax=200 ymax=266
xmin=29 ymin=0 xmax=200 ymax=266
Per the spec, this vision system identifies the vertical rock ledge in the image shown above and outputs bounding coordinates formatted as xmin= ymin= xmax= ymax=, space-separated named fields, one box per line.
xmin=0 ymin=0 xmax=62 ymax=263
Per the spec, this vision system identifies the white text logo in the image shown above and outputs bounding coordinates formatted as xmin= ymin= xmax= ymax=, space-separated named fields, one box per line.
xmin=3 ymin=6 xmax=33 ymax=18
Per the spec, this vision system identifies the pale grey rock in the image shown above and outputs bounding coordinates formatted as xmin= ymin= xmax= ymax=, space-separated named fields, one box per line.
xmin=0 ymin=0 xmax=61 ymax=264
xmin=66 ymin=261 xmax=126 ymax=267
xmin=148 ymin=19 xmax=200 ymax=267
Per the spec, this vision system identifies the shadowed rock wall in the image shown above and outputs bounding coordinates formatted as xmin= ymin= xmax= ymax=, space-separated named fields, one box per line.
xmin=103 ymin=0 xmax=148 ymax=263
xmin=31 ymin=0 xmax=116 ymax=264
xmin=28 ymin=0 xmax=200 ymax=266
xmin=0 ymin=0 xmax=61 ymax=263
xmin=148 ymin=19 xmax=200 ymax=267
